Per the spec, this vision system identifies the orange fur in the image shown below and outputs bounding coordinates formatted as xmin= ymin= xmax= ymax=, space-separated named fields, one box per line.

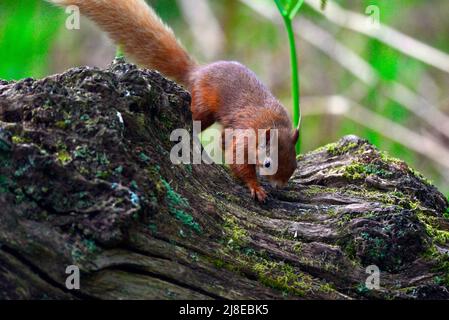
xmin=191 ymin=76 xmax=221 ymax=130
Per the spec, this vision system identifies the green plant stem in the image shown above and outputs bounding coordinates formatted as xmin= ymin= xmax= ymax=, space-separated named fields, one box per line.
xmin=273 ymin=0 xmax=302 ymax=154
xmin=116 ymin=46 xmax=124 ymax=59
xmin=282 ymin=16 xmax=302 ymax=154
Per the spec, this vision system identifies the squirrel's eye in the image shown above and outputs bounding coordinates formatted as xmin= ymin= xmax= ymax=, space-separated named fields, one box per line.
xmin=264 ymin=158 xmax=271 ymax=168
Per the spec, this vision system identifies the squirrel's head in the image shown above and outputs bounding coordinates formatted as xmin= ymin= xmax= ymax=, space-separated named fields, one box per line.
xmin=258 ymin=128 xmax=299 ymax=188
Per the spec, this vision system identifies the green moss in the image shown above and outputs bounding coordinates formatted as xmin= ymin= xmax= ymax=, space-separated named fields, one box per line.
xmin=342 ymin=239 xmax=357 ymax=260
xmin=319 ymin=282 xmax=336 ymax=294
xmin=146 ymin=165 xmax=166 ymax=197
xmin=0 ymin=175 xmax=9 ymax=193
xmin=12 ymin=135 xmax=31 ymax=144
xmin=303 ymin=185 xmax=338 ymax=196
xmin=114 ymin=165 xmax=124 ymax=175
xmin=343 ymin=163 xmax=366 ymax=180
xmin=80 ymin=114 xmax=91 ymax=122
xmin=211 ymin=258 xmax=226 ymax=269
xmin=134 ymin=114 xmax=147 ymax=134
xmin=189 ymin=252 xmax=199 ymax=262
xmin=218 ymin=216 xmax=317 ymax=296
xmin=159 ymin=114 xmax=174 ymax=129
xmin=379 ymin=150 xmax=403 ymax=166
xmin=253 ymin=259 xmax=312 ymax=297
xmin=303 ymin=186 xmax=405 ymax=218
xmin=356 ymin=283 xmax=370 ymax=294
xmin=327 ymin=141 xmax=359 ymax=156
xmin=82 ymin=239 xmax=99 ymax=254
xmin=0 ymin=129 xmax=12 ymax=152
xmin=326 ymin=207 xmax=338 ymax=217
xmin=138 ymin=152 xmax=151 ymax=163
xmin=345 ymin=188 xmax=419 ymax=210
xmin=130 ymin=180 xmax=139 ymax=190
xmin=411 ymin=168 xmax=433 ymax=185
xmin=14 ymin=164 xmax=31 ymax=177
xmin=321 ymin=142 xmax=337 ymax=154
xmin=444 ymin=207 xmax=449 ymax=220
xmin=162 ymin=179 xmax=201 ymax=234
xmin=78 ymin=166 xmax=89 ymax=175
xmin=379 ymin=149 xmax=432 ymax=185
xmin=223 ymin=215 xmax=249 ymax=250
xmin=361 ymin=232 xmax=387 ymax=261
xmin=95 ymin=170 xmax=111 ymax=179
xmin=56 ymin=150 xmax=72 ymax=165
xmin=342 ymin=162 xmax=393 ymax=180
xmin=422 ymin=246 xmax=449 ymax=287
xmin=71 ymin=248 xmax=84 ymax=264
xmin=364 ymin=163 xmax=393 ymax=178
xmin=13 ymin=188 xmax=26 ymax=204
xmin=162 ymin=179 xmax=189 ymax=208
xmin=148 ymin=223 xmax=157 ymax=234
xmin=96 ymin=153 xmax=110 ymax=166
xmin=55 ymin=120 xmax=71 ymax=130
xmin=418 ymin=212 xmax=449 ymax=246
xmin=74 ymin=145 xmax=89 ymax=159
xmin=292 ymin=242 xmax=303 ymax=254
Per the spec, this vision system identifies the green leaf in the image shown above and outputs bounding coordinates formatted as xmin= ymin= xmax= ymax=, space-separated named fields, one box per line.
xmin=287 ymin=0 xmax=305 ymax=19
xmin=275 ymin=0 xmax=305 ymax=19
xmin=321 ymin=0 xmax=328 ymax=11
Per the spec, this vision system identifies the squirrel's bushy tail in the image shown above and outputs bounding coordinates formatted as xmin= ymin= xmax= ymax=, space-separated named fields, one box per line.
xmin=48 ymin=0 xmax=196 ymax=86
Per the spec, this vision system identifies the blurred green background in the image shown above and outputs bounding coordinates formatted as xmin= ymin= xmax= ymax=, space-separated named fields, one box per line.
xmin=0 ymin=0 xmax=448 ymax=196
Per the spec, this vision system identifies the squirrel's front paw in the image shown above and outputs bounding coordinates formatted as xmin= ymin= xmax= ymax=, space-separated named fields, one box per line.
xmin=249 ymin=185 xmax=267 ymax=203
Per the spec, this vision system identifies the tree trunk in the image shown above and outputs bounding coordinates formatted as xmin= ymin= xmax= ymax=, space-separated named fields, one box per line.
xmin=0 ymin=59 xmax=448 ymax=300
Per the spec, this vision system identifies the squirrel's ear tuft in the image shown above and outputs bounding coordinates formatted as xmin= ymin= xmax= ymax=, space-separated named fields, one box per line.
xmin=292 ymin=128 xmax=299 ymax=144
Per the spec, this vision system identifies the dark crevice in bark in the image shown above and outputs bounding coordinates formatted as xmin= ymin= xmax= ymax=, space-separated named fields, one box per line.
xmin=0 ymin=246 xmax=96 ymax=300
xmin=99 ymin=264 xmax=225 ymax=300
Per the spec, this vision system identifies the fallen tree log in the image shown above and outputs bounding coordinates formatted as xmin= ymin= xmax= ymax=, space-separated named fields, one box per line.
xmin=0 ymin=59 xmax=448 ymax=300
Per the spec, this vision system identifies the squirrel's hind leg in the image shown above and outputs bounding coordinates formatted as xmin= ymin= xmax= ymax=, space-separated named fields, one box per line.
xmin=191 ymin=104 xmax=216 ymax=130
xmin=190 ymin=80 xmax=220 ymax=131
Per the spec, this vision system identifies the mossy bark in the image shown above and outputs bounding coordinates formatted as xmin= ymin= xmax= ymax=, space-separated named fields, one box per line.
xmin=1 ymin=59 xmax=449 ymax=300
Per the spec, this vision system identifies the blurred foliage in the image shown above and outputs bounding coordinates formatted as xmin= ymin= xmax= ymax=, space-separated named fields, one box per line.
xmin=0 ymin=0 xmax=63 ymax=79
xmin=0 ymin=0 xmax=448 ymax=197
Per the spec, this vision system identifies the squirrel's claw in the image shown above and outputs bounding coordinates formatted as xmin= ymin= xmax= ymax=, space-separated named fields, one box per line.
xmin=250 ymin=185 xmax=267 ymax=203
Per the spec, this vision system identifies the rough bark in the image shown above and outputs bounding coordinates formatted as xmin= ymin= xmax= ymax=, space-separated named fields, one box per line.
xmin=0 ymin=59 xmax=448 ymax=300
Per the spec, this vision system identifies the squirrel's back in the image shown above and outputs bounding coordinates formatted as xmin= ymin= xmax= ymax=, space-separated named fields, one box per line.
xmin=48 ymin=0 xmax=196 ymax=86
xmin=190 ymin=61 xmax=291 ymax=130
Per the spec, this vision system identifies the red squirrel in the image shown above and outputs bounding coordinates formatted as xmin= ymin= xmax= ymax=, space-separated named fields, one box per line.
xmin=48 ymin=0 xmax=299 ymax=202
